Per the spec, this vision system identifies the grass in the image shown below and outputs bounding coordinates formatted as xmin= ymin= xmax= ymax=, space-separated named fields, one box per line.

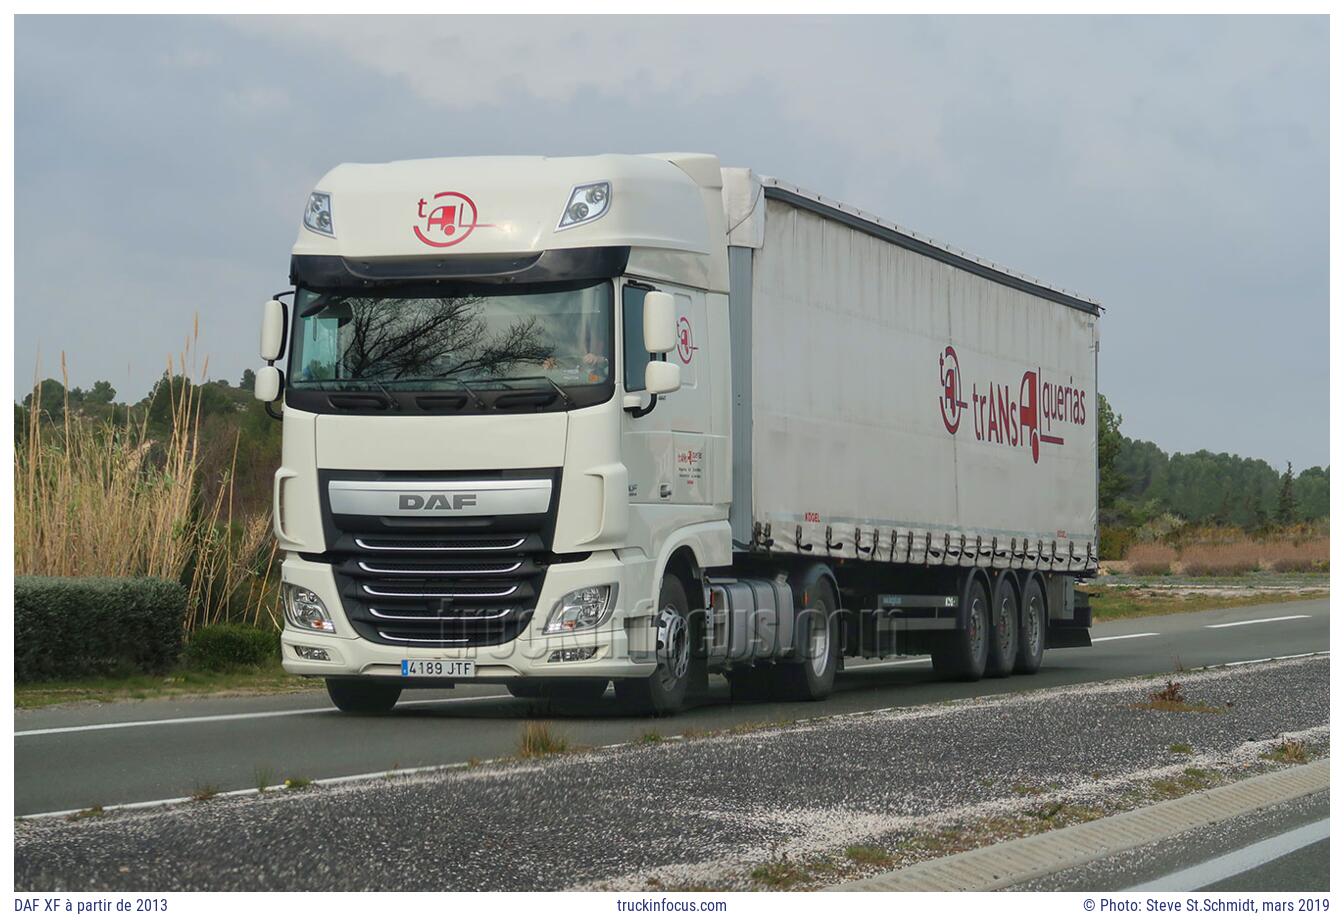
xmin=1115 ymin=539 xmax=1329 ymax=578
xmin=638 ymin=731 xmax=665 ymax=745
xmin=190 ymin=783 xmax=221 ymax=802
xmin=1169 ymin=743 xmax=1194 ymax=754
xmin=1085 ymin=584 xmax=1328 ymax=622
xmin=253 ymin=766 xmax=275 ymax=793
xmin=844 ymin=845 xmax=894 ymax=867
xmin=283 ymin=776 xmax=314 ymax=790
xmin=518 ymin=721 xmax=570 ymax=758
xmin=1262 ymin=738 xmax=1308 ymax=764
xmin=1132 ymin=683 xmax=1224 ymax=714
xmin=66 ymin=805 xmax=105 ymax=822
xmin=1125 ymin=543 xmax=1177 ymax=576
xmin=15 ymin=662 xmax=309 ymax=709
xmin=749 ymin=859 xmax=812 ymax=889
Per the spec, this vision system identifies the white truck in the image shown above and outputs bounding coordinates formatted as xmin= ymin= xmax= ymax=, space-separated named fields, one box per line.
xmin=254 ymin=153 xmax=1100 ymax=715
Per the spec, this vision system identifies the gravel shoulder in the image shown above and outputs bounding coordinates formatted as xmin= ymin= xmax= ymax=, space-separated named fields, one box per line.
xmin=15 ymin=655 xmax=1328 ymax=892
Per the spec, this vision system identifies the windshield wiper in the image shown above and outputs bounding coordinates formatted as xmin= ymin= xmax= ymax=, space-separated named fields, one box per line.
xmin=491 ymin=375 xmax=576 ymax=409
xmin=369 ymin=379 xmax=402 ymax=410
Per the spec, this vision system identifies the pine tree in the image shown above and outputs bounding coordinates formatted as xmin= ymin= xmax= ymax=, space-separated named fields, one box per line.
xmin=1276 ymin=462 xmax=1298 ymax=526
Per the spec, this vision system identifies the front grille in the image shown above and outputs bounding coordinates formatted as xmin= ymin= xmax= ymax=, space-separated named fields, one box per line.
xmin=332 ymin=532 xmax=548 ymax=647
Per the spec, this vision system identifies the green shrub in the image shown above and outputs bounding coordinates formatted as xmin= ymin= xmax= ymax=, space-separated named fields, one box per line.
xmin=16 ymin=576 xmax=185 ymax=681
xmin=185 ymin=622 xmax=280 ymax=672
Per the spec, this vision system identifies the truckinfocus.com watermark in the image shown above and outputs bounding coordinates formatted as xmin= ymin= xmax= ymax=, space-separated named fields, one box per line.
xmin=615 ymin=897 xmax=729 ymax=912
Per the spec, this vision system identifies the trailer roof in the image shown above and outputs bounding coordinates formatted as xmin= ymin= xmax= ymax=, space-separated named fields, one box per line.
xmin=758 ymin=176 xmax=1103 ymax=316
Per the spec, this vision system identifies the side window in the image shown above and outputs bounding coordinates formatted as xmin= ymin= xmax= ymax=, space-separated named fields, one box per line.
xmin=622 ymin=285 xmax=648 ymax=391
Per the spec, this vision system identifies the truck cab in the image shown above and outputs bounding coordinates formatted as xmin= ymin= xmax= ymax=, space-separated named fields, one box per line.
xmin=256 ymin=154 xmax=735 ymax=714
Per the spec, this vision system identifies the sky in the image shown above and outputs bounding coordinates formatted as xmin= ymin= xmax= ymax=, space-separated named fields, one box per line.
xmin=13 ymin=15 xmax=1329 ymax=470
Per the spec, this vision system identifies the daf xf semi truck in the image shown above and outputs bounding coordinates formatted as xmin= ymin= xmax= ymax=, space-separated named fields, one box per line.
xmin=254 ymin=153 xmax=1099 ymax=715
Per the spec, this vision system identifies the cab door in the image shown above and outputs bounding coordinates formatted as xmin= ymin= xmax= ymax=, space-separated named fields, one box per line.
xmin=620 ymin=280 xmax=712 ymax=509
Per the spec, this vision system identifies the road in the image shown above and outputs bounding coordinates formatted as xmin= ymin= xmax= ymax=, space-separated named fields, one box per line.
xmin=1017 ymin=788 xmax=1330 ymax=892
xmin=14 ymin=597 xmax=1328 ymax=816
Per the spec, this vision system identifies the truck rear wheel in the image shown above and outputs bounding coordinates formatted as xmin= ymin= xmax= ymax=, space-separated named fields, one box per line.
xmin=985 ymin=575 xmax=1019 ymax=678
xmin=772 ymin=574 xmax=839 ymax=701
xmin=506 ymin=679 xmax=609 ymax=701
xmin=931 ymin=576 xmax=989 ymax=682
xmin=1014 ymin=577 xmax=1046 ymax=675
xmin=325 ymin=679 xmax=401 ymax=714
xmin=615 ymin=576 xmax=692 ymax=715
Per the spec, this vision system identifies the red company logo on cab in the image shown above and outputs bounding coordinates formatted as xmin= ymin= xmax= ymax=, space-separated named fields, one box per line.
xmin=937 ymin=344 xmax=1087 ymax=464
xmin=413 ymin=191 xmax=490 ymax=248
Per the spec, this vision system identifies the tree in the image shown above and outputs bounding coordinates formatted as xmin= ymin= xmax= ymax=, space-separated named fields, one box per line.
xmin=1276 ymin=462 xmax=1298 ymax=526
xmin=239 ymin=369 xmax=256 ymax=392
xmin=86 ymin=380 xmax=116 ymax=405
xmin=1097 ymin=393 xmax=1126 ymax=511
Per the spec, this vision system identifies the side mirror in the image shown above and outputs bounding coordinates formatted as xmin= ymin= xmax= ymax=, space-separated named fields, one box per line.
xmin=645 ymin=360 xmax=680 ymax=396
xmin=643 ymin=291 xmax=677 ymax=354
xmin=260 ymin=299 xmax=287 ymax=362
xmin=254 ymin=365 xmax=282 ymax=403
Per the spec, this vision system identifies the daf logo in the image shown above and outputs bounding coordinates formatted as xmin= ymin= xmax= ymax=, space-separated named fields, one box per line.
xmin=398 ymin=493 xmax=479 ymax=511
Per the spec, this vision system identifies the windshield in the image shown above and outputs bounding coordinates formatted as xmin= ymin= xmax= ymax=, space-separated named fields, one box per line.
xmin=287 ymin=281 xmax=614 ymax=406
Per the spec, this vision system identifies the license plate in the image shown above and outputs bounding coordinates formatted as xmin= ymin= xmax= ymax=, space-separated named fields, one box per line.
xmin=401 ymin=659 xmax=475 ymax=678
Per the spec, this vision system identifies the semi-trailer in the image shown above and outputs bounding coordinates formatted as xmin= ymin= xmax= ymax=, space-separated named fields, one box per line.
xmin=255 ymin=153 xmax=1099 ymax=715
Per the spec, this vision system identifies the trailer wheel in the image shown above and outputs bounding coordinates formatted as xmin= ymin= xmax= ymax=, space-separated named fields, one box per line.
xmin=931 ymin=576 xmax=989 ymax=682
xmin=1014 ymin=577 xmax=1046 ymax=675
xmin=325 ymin=679 xmax=401 ymax=714
xmin=506 ymin=679 xmax=610 ymax=701
xmin=985 ymin=575 xmax=1019 ymax=678
xmin=772 ymin=574 xmax=840 ymax=701
xmin=615 ymin=575 xmax=692 ymax=715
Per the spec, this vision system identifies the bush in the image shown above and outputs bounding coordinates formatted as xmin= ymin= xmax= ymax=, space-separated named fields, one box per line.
xmin=16 ymin=576 xmax=185 ymax=681
xmin=1125 ymin=543 xmax=1177 ymax=576
xmin=185 ymin=623 xmax=280 ymax=672
xmin=1099 ymin=526 xmax=1135 ymax=561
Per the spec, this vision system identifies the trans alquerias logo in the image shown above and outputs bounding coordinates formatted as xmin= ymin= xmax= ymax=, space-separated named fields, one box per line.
xmin=413 ymin=191 xmax=490 ymax=248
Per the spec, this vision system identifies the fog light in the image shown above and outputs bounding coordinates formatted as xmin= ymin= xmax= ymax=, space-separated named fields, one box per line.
xmin=543 ymin=585 xmax=616 ymax=633
xmin=293 ymin=645 xmax=330 ymax=661
xmin=549 ymin=647 xmax=599 ymax=662
xmin=284 ymin=583 xmax=336 ymax=633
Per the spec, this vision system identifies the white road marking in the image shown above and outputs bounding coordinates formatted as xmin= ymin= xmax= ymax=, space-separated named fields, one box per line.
xmin=1220 ymin=651 xmax=1328 ymax=667
xmin=14 ymin=693 xmax=513 ymax=737
xmin=1205 ymin=614 xmax=1312 ymax=629
xmin=1092 ymin=632 xmax=1160 ymax=643
xmin=1129 ymin=818 xmax=1329 ymax=891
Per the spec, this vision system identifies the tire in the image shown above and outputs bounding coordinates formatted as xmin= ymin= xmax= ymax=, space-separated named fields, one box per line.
xmin=985 ymin=574 xmax=1020 ymax=678
xmin=772 ymin=574 xmax=840 ymax=701
xmin=615 ymin=576 xmax=692 ymax=715
xmin=506 ymin=679 xmax=609 ymax=701
xmin=325 ymin=678 xmax=401 ymax=714
xmin=1015 ymin=576 xmax=1046 ymax=675
xmin=931 ymin=575 xmax=989 ymax=682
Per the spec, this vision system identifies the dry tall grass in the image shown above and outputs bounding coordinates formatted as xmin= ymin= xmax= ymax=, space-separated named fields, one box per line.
xmin=1125 ymin=543 xmax=1177 ymax=576
xmin=15 ymin=337 xmax=279 ymax=632
xmin=1178 ymin=542 xmax=1261 ymax=577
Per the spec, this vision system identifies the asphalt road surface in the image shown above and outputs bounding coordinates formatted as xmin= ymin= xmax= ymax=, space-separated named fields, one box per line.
xmin=15 ymin=597 xmax=1328 ymax=816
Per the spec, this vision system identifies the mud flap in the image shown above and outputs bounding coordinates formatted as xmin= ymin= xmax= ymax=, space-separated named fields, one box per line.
xmin=1046 ymin=589 xmax=1092 ymax=649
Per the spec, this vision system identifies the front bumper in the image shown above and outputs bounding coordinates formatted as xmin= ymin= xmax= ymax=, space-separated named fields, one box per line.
xmin=279 ymin=551 xmax=658 ymax=681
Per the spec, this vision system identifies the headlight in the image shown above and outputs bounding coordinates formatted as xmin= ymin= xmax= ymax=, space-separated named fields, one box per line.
xmin=543 ymin=585 xmax=616 ymax=633
xmin=556 ymin=181 xmax=610 ymax=231
xmin=303 ymin=191 xmax=335 ymax=237
xmin=284 ymin=584 xmax=336 ymax=633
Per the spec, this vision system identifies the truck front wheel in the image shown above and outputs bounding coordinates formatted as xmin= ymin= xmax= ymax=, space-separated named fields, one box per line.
xmin=325 ymin=679 xmax=401 ymax=714
xmin=615 ymin=576 xmax=692 ymax=715
xmin=931 ymin=576 xmax=989 ymax=682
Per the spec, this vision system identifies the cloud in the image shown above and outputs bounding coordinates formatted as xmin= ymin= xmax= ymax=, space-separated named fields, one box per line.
xmin=13 ymin=14 xmax=1329 ymax=469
